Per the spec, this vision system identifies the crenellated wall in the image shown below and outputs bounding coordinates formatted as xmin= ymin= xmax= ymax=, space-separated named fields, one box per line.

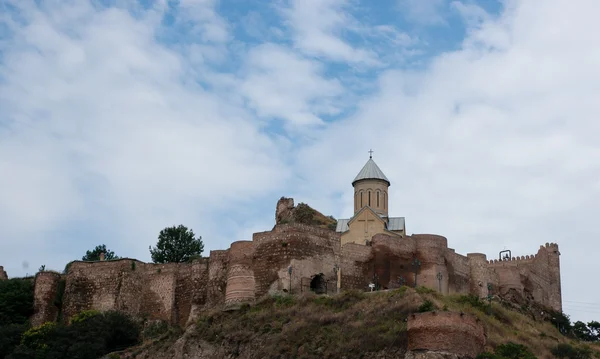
xmin=24 ymin=200 xmax=562 ymax=327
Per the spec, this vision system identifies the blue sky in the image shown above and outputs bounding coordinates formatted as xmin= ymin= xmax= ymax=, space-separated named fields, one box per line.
xmin=1 ymin=0 xmax=600 ymax=321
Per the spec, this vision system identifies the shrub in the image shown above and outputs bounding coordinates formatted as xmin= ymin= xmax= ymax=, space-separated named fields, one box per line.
xmin=551 ymin=343 xmax=592 ymax=359
xmin=294 ymin=203 xmax=315 ymax=224
xmin=477 ymin=342 xmax=536 ymax=359
xmin=457 ymin=294 xmax=491 ymax=313
xmin=70 ymin=310 xmax=101 ymax=323
xmin=0 ymin=324 xmax=28 ymax=358
xmin=0 ymin=278 xmax=34 ymax=325
xmin=418 ymin=300 xmax=436 ymax=313
xmin=7 ymin=311 xmax=140 ymax=359
xmin=143 ymin=320 xmax=170 ymax=340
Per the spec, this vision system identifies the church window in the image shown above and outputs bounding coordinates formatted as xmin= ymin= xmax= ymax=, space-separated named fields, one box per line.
xmin=360 ymin=192 xmax=363 ymax=207
xmin=384 ymin=193 xmax=386 ymax=209
xmin=377 ymin=191 xmax=380 ymax=207
xmin=368 ymin=191 xmax=371 ymax=206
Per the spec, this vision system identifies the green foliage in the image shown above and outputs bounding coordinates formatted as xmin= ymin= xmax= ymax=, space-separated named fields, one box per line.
xmin=0 ymin=278 xmax=34 ymax=325
xmin=574 ymin=321 xmax=600 ymax=342
xmin=457 ymin=294 xmax=491 ymax=313
xmin=70 ymin=310 xmax=101 ymax=323
xmin=149 ymin=225 xmax=204 ymax=263
xmin=477 ymin=342 xmax=536 ymax=359
xmin=417 ymin=300 xmax=436 ymax=313
xmin=7 ymin=311 xmax=140 ymax=359
xmin=142 ymin=320 xmax=170 ymax=340
xmin=0 ymin=324 xmax=28 ymax=358
xmin=551 ymin=343 xmax=592 ymax=359
xmin=549 ymin=310 xmax=573 ymax=336
xmin=415 ymin=286 xmax=436 ymax=294
xmin=294 ymin=203 xmax=315 ymax=224
xmin=82 ymin=244 xmax=118 ymax=261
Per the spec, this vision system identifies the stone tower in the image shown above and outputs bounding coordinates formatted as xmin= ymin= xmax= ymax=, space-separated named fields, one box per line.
xmin=352 ymin=153 xmax=391 ymax=217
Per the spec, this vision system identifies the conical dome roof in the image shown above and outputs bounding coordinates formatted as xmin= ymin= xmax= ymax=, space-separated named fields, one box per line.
xmin=352 ymin=157 xmax=390 ymax=186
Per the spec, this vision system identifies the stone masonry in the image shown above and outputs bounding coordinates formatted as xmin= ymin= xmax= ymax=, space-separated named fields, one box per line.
xmin=0 ymin=266 xmax=7 ymax=280
xmin=21 ymin=198 xmax=561 ymax=333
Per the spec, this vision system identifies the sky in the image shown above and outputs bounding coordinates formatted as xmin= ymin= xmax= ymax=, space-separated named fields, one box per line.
xmin=1 ymin=0 xmax=599 ymax=322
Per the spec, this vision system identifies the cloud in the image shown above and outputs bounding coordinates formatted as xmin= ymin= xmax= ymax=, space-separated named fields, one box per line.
xmin=398 ymin=0 xmax=449 ymax=25
xmin=1 ymin=0 xmax=599 ymax=323
xmin=292 ymin=0 xmax=600 ymax=321
xmin=239 ymin=43 xmax=344 ymax=128
xmin=0 ymin=0 xmax=288 ymax=273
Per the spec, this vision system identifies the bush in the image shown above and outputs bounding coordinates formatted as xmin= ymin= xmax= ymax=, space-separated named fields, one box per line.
xmin=477 ymin=342 xmax=536 ymax=359
xmin=7 ymin=311 xmax=140 ymax=359
xmin=551 ymin=343 xmax=592 ymax=359
xmin=0 ymin=324 xmax=28 ymax=358
xmin=418 ymin=300 xmax=436 ymax=313
xmin=0 ymin=278 xmax=34 ymax=325
xmin=294 ymin=203 xmax=315 ymax=224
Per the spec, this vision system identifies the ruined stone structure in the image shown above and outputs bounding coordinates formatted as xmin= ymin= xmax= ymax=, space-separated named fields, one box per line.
xmin=20 ymin=155 xmax=561 ymax=331
xmin=0 ymin=266 xmax=7 ymax=280
xmin=407 ymin=312 xmax=485 ymax=358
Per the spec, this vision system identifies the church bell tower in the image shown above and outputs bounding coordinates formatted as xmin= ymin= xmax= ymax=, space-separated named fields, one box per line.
xmin=352 ymin=151 xmax=390 ymax=218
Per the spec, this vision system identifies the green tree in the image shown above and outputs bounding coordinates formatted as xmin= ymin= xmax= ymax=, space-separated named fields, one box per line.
xmin=149 ymin=225 xmax=204 ymax=263
xmin=81 ymin=244 xmax=118 ymax=261
xmin=574 ymin=321 xmax=593 ymax=341
xmin=0 ymin=278 xmax=34 ymax=325
xmin=587 ymin=321 xmax=600 ymax=341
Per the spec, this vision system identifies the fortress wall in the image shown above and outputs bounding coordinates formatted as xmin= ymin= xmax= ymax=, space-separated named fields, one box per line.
xmin=173 ymin=259 xmax=208 ymax=326
xmin=0 ymin=266 xmax=7 ymax=280
xmin=252 ymin=224 xmax=340 ymax=297
xmin=445 ymin=251 xmax=471 ymax=295
xmin=485 ymin=243 xmax=561 ymax=311
xmin=407 ymin=311 xmax=485 ymax=358
xmin=370 ymin=234 xmax=416 ymax=289
xmin=31 ymin=271 xmax=62 ymax=327
xmin=467 ymin=253 xmax=493 ymax=298
xmin=414 ymin=235 xmax=448 ymax=292
xmin=206 ymin=250 xmax=229 ymax=307
xmin=225 ymin=241 xmax=255 ymax=307
xmin=140 ymin=263 xmax=178 ymax=323
xmin=340 ymin=243 xmax=373 ymax=290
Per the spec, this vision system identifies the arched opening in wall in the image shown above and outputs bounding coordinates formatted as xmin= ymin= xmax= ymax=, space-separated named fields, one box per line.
xmin=360 ymin=192 xmax=363 ymax=207
xmin=310 ymin=274 xmax=327 ymax=295
xmin=377 ymin=191 xmax=380 ymax=207
xmin=368 ymin=191 xmax=371 ymax=206
xmin=384 ymin=192 xmax=386 ymax=209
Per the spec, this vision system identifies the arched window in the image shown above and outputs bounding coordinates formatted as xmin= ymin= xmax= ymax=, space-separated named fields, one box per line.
xmin=360 ymin=192 xmax=363 ymax=207
xmin=377 ymin=191 xmax=380 ymax=207
xmin=384 ymin=192 xmax=386 ymax=209
xmin=368 ymin=191 xmax=371 ymax=206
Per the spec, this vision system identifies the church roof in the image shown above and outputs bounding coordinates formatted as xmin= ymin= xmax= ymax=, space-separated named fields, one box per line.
xmin=352 ymin=157 xmax=390 ymax=186
xmin=335 ymin=214 xmax=405 ymax=233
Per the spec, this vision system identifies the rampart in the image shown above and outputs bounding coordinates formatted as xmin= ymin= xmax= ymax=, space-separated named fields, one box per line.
xmin=407 ymin=311 xmax=485 ymax=358
xmin=21 ymin=200 xmax=562 ymax=328
xmin=31 ymin=271 xmax=62 ymax=327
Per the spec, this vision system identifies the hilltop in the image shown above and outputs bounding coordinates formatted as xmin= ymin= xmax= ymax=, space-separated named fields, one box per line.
xmin=114 ymin=288 xmax=600 ymax=359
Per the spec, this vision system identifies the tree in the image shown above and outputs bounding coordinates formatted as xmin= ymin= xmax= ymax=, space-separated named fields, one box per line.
xmin=573 ymin=321 xmax=593 ymax=341
xmin=81 ymin=244 xmax=118 ymax=261
xmin=149 ymin=225 xmax=204 ymax=263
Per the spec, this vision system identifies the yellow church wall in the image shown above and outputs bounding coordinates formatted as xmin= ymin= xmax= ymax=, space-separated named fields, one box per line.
xmin=341 ymin=208 xmax=399 ymax=246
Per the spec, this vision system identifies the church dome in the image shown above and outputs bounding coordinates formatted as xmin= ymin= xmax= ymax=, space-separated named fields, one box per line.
xmin=352 ymin=157 xmax=390 ymax=187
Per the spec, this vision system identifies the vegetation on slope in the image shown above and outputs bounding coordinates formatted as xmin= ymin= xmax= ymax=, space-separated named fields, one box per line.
xmin=118 ymin=287 xmax=600 ymax=359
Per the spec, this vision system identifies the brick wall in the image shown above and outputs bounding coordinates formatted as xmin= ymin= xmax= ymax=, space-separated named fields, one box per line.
xmin=225 ymin=241 xmax=255 ymax=308
xmin=407 ymin=311 xmax=485 ymax=358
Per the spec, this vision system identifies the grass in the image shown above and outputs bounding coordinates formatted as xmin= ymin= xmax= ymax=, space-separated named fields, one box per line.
xmin=123 ymin=288 xmax=600 ymax=359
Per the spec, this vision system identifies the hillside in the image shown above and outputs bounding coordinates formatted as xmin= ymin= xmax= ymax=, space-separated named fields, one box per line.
xmin=115 ymin=288 xmax=600 ymax=359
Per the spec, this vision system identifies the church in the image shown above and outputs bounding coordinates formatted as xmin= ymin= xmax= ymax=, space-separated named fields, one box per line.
xmin=336 ymin=153 xmax=405 ymax=246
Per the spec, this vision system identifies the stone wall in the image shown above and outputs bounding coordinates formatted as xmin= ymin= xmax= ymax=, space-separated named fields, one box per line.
xmin=0 ymin=266 xmax=7 ymax=280
xmin=487 ymin=243 xmax=562 ymax=311
xmin=61 ymin=259 xmax=209 ymax=326
xmin=224 ymin=241 xmax=255 ymax=308
xmin=31 ymin=271 xmax=62 ymax=327
xmin=407 ymin=311 xmax=485 ymax=358
xmin=252 ymin=224 xmax=340 ymax=297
